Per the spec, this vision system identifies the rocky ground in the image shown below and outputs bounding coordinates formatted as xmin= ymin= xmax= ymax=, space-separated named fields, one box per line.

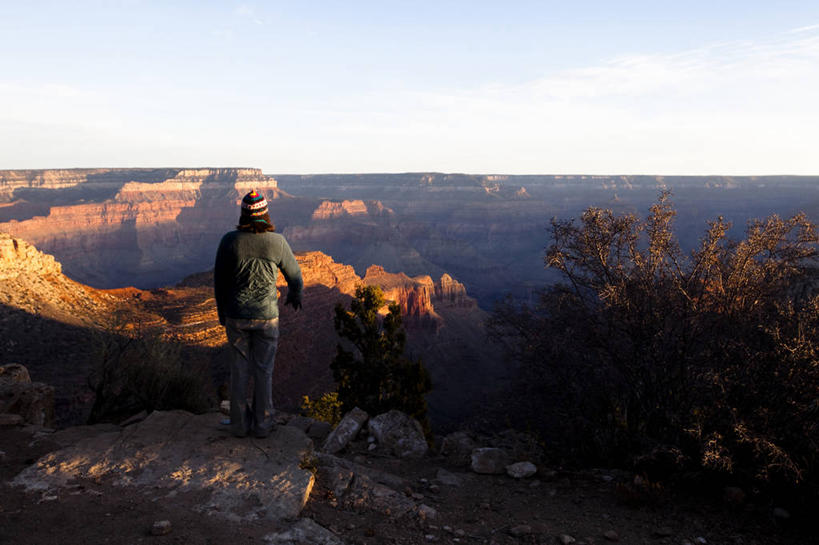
xmin=0 ymin=409 xmax=804 ymax=545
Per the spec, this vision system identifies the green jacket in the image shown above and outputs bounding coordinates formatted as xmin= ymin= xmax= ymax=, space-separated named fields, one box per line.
xmin=214 ymin=230 xmax=303 ymax=324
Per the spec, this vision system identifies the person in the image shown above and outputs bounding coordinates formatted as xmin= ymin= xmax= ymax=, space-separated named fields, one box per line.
xmin=214 ymin=190 xmax=303 ymax=438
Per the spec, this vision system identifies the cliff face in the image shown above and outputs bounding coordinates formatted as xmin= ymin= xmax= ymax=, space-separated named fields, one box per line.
xmin=0 ymin=233 xmax=61 ymax=280
xmin=276 ymin=173 xmax=819 ymax=306
xmin=0 ymin=168 xmax=291 ymax=288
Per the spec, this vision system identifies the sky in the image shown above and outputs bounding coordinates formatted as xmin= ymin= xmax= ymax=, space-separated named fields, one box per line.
xmin=1 ymin=1 xmax=818 ymax=174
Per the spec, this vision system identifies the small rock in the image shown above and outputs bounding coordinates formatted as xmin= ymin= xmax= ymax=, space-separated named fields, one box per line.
xmin=418 ymin=504 xmax=437 ymax=520
xmin=470 ymin=448 xmax=510 ymax=474
xmin=454 ymin=529 xmax=466 ymax=537
xmin=368 ymin=443 xmax=377 ymax=451
xmin=428 ymin=484 xmax=440 ymax=494
xmin=541 ymin=469 xmax=558 ymax=481
xmin=412 ymin=493 xmax=425 ymax=500
xmin=694 ymin=537 xmax=707 ymax=544
xmin=654 ymin=527 xmax=673 ymax=537
xmin=723 ymin=486 xmax=746 ymax=506
xmin=529 ymin=479 xmax=541 ymax=488
xmin=506 ymin=461 xmax=537 ymax=479
xmin=368 ymin=435 xmax=376 ymax=443
xmin=425 ymin=535 xmax=439 ymax=542
xmin=772 ymin=507 xmax=790 ymax=520
xmin=558 ymin=535 xmax=576 ymax=544
xmin=0 ymin=414 xmax=23 ymax=427
xmin=151 ymin=520 xmax=172 ymax=536
xmin=603 ymin=530 xmax=619 ymax=541
xmin=509 ymin=524 xmax=532 ymax=536
xmin=435 ymin=468 xmax=463 ymax=487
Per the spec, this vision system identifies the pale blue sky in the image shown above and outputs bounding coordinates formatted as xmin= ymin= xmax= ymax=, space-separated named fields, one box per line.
xmin=1 ymin=1 xmax=818 ymax=174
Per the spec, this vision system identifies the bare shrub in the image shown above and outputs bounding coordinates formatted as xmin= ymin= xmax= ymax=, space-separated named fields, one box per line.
xmin=87 ymin=311 xmax=213 ymax=423
xmin=491 ymin=192 xmax=819 ymax=501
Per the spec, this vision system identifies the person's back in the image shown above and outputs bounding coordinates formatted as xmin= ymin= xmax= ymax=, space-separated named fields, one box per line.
xmin=214 ymin=190 xmax=302 ymax=438
xmin=214 ymin=229 xmax=301 ymax=322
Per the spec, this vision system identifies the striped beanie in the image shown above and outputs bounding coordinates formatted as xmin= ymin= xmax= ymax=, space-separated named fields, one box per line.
xmin=241 ymin=190 xmax=268 ymax=220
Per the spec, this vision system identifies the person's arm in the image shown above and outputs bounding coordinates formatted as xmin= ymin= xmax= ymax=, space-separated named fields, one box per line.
xmin=278 ymin=237 xmax=303 ymax=310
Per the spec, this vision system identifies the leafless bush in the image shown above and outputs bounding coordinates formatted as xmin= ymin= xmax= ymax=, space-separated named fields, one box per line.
xmin=491 ymin=192 xmax=819 ymax=501
xmin=87 ymin=311 xmax=213 ymax=423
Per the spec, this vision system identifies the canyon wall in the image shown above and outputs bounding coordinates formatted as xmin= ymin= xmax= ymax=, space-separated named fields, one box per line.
xmin=275 ymin=173 xmax=819 ymax=305
xmin=5 ymin=168 xmax=817 ymax=312
xmin=0 ymin=234 xmax=498 ymax=429
xmin=0 ymin=168 xmax=305 ymax=288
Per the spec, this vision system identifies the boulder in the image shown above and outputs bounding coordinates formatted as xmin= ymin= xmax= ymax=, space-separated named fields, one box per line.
xmin=0 ymin=377 xmax=55 ymax=427
xmin=307 ymin=420 xmax=333 ymax=442
xmin=322 ymin=407 xmax=368 ymax=454
xmin=13 ymin=410 xmax=315 ymax=523
xmin=0 ymin=363 xmax=31 ymax=385
xmin=368 ymin=410 xmax=428 ymax=458
xmin=440 ymin=431 xmax=479 ymax=465
xmin=470 ymin=447 xmax=510 ymax=475
xmin=315 ymin=453 xmax=415 ymax=518
xmin=287 ymin=415 xmax=318 ymax=433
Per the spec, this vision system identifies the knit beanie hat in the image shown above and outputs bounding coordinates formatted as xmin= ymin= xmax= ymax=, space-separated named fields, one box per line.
xmin=241 ymin=190 xmax=268 ymax=221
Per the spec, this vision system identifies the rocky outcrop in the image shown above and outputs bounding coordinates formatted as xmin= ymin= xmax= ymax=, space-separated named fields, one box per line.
xmin=0 ymin=168 xmax=289 ymax=288
xmin=310 ymin=199 xmax=392 ymax=221
xmin=0 ymin=233 xmax=61 ymax=280
xmin=13 ymin=410 xmax=316 ymax=522
xmin=434 ymin=273 xmax=474 ymax=309
xmin=363 ymin=265 xmax=437 ymax=320
xmin=0 ymin=363 xmax=55 ymax=427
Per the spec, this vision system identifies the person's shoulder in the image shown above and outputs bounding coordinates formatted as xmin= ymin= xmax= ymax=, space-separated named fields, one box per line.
xmin=219 ymin=230 xmax=241 ymax=244
xmin=260 ymin=231 xmax=287 ymax=244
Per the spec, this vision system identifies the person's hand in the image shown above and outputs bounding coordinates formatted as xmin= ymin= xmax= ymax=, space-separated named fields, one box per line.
xmin=286 ymin=295 xmax=302 ymax=311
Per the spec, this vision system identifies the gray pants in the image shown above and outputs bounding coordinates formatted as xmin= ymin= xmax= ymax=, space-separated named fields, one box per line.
xmin=225 ymin=317 xmax=279 ymax=437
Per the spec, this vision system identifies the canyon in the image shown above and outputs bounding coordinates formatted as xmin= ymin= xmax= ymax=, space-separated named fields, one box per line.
xmin=3 ymin=169 xmax=817 ymax=308
xmin=3 ymin=167 xmax=818 ymax=429
xmin=0 ymin=232 xmax=499 ymax=429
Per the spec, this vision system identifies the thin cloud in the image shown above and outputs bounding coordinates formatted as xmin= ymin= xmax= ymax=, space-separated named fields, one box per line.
xmin=788 ymin=23 xmax=819 ymax=33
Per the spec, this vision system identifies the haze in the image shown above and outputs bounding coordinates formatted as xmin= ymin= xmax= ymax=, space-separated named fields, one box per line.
xmin=1 ymin=1 xmax=818 ymax=174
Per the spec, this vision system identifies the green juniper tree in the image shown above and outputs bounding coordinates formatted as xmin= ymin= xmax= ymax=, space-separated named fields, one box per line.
xmin=331 ymin=285 xmax=432 ymax=434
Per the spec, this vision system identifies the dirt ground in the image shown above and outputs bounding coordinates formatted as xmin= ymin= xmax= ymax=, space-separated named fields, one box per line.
xmin=0 ymin=426 xmax=806 ymax=545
